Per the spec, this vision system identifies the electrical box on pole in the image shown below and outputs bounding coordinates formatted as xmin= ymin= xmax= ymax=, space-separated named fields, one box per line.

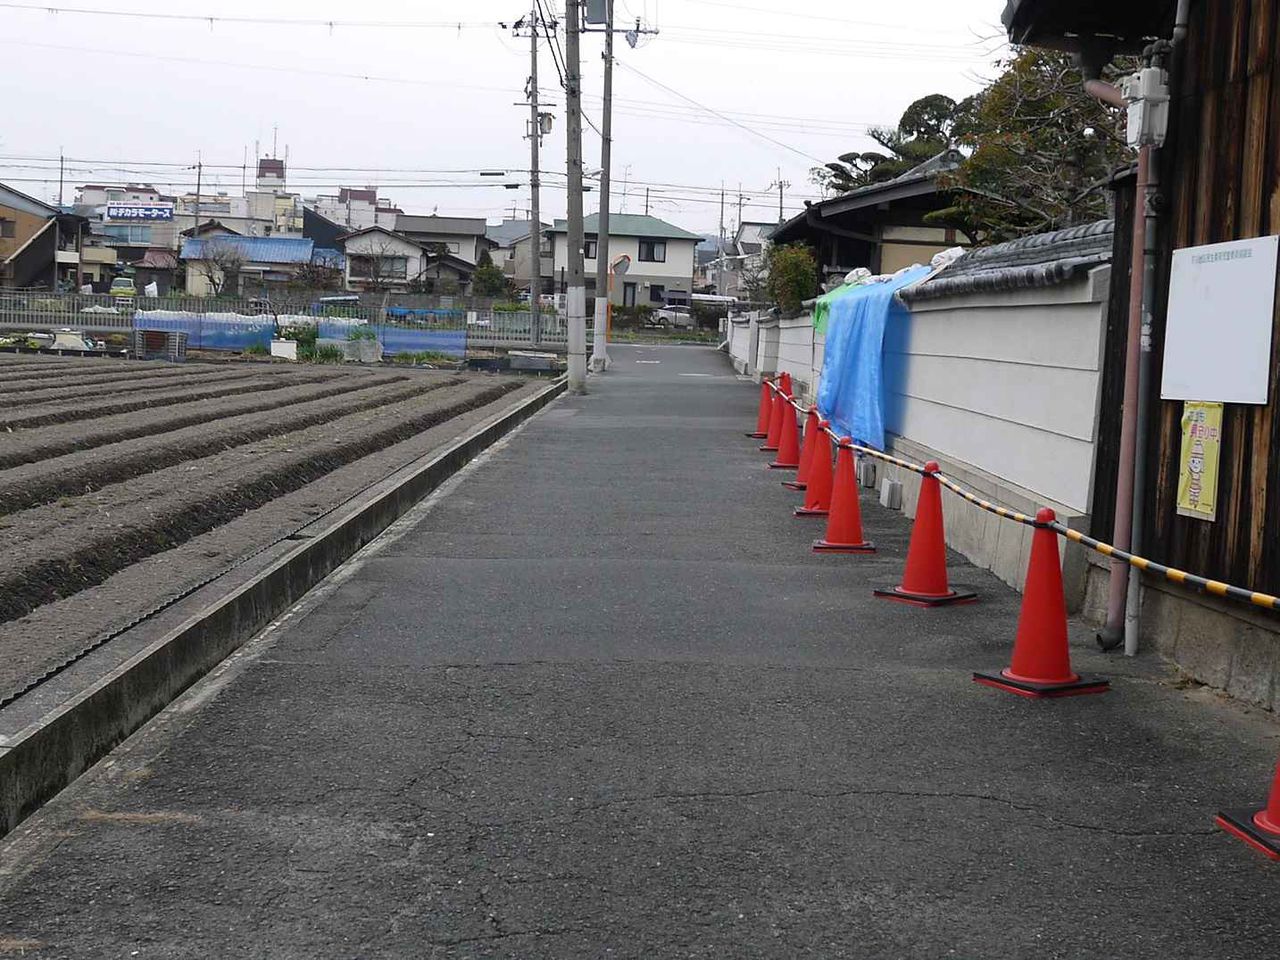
xmin=1122 ymin=67 xmax=1170 ymax=148
xmin=585 ymin=0 xmax=607 ymax=24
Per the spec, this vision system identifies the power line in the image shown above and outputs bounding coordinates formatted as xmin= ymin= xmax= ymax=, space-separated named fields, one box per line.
xmin=0 ymin=2 xmax=493 ymax=30
xmin=680 ymin=0 xmax=983 ymax=36
xmin=614 ymin=61 xmax=825 ymax=164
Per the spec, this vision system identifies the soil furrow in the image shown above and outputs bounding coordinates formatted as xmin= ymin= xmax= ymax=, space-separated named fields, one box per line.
xmin=0 ymin=378 xmax=522 ymax=623
xmin=0 ymin=365 xmax=236 ymax=394
xmin=2 ymin=374 xmax=335 ymax=430
xmin=0 ymin=371 xmax=417 ymax=469
xmin=0 ymin=376 xmax=466 ymax=514
xmin=0 ymin=368 xmax=269 ymax=405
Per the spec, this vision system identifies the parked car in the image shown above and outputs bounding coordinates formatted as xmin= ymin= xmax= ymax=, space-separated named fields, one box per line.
xmin=108 ymin=277 xmax=137 ymax=298
xmin=654 ymin=304 xmax=695 ymax=329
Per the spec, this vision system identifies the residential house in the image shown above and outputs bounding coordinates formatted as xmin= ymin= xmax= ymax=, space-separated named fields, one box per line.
xmin=486 ymin=218 xmax=552 ymax=294
xmin=179 ymin=234 xmax=323 ymax=296
xmin=713 ymin=221 xmax=773 ymax=300
xmin=337 ymin=225 xmax=474 ymax=293
xmin=1 ymin=182 xmax=95 ymax=289
xmin=548 ymin=213 xmax=700 ymax=308
xmin=770 ymin=151 xmax=969 ymax=284
xmin=395 ymin=215 xmax=495 ymax=265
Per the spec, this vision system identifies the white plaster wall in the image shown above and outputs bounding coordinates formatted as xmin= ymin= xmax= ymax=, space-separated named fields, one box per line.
xmin=886 ymin=267 xmax=1109 ymax=514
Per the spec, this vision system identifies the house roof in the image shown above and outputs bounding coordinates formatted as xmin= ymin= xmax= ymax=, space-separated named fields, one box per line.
xmin=396 ymin=214 xmax=489 ymax=237
xmin=771 ymin=149 xmax=964 ymax=244
xmin=548 ymin=213 xmax=701 ymax=240
xmin=336 ymin=224 xmax=426 ymax=248
xmin=1001 ymin=0 xmax=1175 ymax=54
xmin=180 ymin=220 xmax=243 ymax=238
xmin=179 ymin=236 xmax=316 ymax=264
xmin=486 ymin=217 xmax=548 ymax=247
xmin=901 ymin=219 xmax=1114 ymax=302
xmin=132 ymin=249 xmax=179 ymax=270
xmin=0 ymin=182 xmax=60 ymax=218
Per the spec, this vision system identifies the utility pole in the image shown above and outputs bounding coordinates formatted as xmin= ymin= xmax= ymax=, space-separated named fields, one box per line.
xmin=527 ymin=1 xmax=543 ymax=347
xmin=770 ymin=168 xmax=790 ymax=223
xmin=644 ymin=187 xmax=649 ymax=215
xmin=589 ymin=0 xmax=615 ymax=373
xmin=58 ymin=149 xmax=64 ymax=207
xmin=717 ymin=184 xmax=726 ymax=297
xmin=194 ymin=157 xmax=203 ymax=233
xmin=564 ymin=0 xmax=588 ymax=392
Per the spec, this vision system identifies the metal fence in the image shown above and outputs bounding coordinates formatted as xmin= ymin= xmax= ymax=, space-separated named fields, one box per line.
xmin=0 ymin=289 xmax=583 ymax=354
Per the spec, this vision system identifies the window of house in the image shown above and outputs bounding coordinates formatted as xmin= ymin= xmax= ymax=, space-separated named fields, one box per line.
xmin=0 ymin=219 xmax=14 ymax=239
xmin=102 ymin=224 xmax=152 ymax=243
xmin=351 ymin=255 xmax=408 ymax=279
xmin=583 ymin=234 xmax=598 ymax=260
xmin=649 ymin=283 xmax=665 ymax=303
xmin=638 ymin=238 xmax=666 ymax=262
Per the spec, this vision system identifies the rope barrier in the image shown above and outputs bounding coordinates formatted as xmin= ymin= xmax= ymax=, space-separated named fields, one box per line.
xmin=763 ymin=378 xmax=1280 ymax=614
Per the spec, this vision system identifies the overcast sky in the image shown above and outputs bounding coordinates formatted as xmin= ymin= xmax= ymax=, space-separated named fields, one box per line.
xmin=0 ymin=0 xmax=1008 ymax=235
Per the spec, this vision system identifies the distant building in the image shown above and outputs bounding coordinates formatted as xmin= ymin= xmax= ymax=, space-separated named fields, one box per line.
xmin=548 ymin=213 xmax=700 ymax=307
xmin=0 ymin=182 xmax=100 ymax=289
xmin=487 ymin=218 xmax=552 ymax=294
xmin=395 ymin=215 xmax=494 ymax=265
xmin=179 ymin=234 xmax=324 ymax=296
xmin=337 ymin=225 xmax=475 ymax=294
xmin=309 ymin=187 xmax=402 ymax=232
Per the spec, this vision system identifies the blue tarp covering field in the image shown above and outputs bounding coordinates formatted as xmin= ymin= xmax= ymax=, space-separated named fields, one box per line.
xmin=815 ymin=265 xmax=931 ymax=450
xmin=316 ymin=321 xmax=466 ymax=358
xmin=134 ymin=312 xmax=275 ymax=351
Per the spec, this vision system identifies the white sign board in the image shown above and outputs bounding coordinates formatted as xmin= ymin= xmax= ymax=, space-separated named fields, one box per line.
xmin=1161 ymin=235 xmax=1278 ymax=404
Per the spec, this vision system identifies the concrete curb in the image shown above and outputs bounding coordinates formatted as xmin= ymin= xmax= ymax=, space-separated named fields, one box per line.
xmin=0 ymin=375 xmax=566 ymax=838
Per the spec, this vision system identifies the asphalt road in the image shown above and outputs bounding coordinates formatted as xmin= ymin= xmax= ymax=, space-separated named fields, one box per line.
xmin=1 ymin=344 xmax=1278 ymax=958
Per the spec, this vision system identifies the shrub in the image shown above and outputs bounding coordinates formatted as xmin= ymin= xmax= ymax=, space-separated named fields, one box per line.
xmin=312 ymin=343 xmax=345 ymax=364
xmin=765 ymin=243 xmax=818 ymax=315
xmin=244 ymin=343 xmax=270 ymax=356
xmin=346 ymin=325 xmax=378 ymax=341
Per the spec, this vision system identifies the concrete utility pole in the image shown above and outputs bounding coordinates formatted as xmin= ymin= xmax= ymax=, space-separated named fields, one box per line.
xmin=644 ymin=187 xmax=649 ymax=215
xmin=565 ymin=0 xmax=588 ymax=392
xmin=589 ymin=0 xmax=615 ymax=373
xmin=194 ymin=157 xmax=202 ymax=232
xmin=527 ymin=1 xmax=543 ymax=347
xmin=717 ymin=184 xmax=725 ymax=296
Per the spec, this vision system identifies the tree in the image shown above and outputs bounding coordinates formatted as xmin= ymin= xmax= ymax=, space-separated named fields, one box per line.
xmin=192 ymin=238 xmax=245 ymax=297
xmin=811 ymin=93 xmax=958 ymax=194
xmin=349 ymin=238 xmax=408 ymax=293
xmin=289 ymin=260 xmax=343 ymax=292
xmin=471 ymin=247 xmax=507 ymax=297
xmin=931 ymin=50 xmax=1133 ymax=242
xmin=765 ymin=243 xmax=818 ymax=315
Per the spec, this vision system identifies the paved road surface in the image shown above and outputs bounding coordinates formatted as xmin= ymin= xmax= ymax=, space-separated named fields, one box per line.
xmin=1 ymin=344 xmax=1278 ymax=958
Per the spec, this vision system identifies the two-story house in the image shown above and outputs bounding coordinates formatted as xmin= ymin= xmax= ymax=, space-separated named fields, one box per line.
xmin=395 ymin=215 xmax=495 ymax=265
xmin=486 ymin=218 xmax=552 ymax=295
xmin=548 ymin=213 xmax=700 ymax=308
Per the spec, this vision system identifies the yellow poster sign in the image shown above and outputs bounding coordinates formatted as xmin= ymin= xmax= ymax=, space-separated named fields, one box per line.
xmin=1177 ymin=401 xmax=1223 ymax=521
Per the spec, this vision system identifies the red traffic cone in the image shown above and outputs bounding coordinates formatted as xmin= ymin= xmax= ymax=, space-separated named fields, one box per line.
xmin=973 ymin=508 xmax=1106 ymax=697
xmin=1216 ymin=758 xmax=1280 ymax=859
xmin=875 ymin=461 xmax=975 ymax=607
xmin=759 ymin=386 xmax=785 ymax=452
xmin=795 ymin=421 xmax=834 ymax=516
xmin=746 ymin=380 xmax=772 ymax=438
xmin=783 ymin=407 xmax=819 ymax=491
xmin=814 ymin=439 xmax=876 ymax=553
xmin=768 ymin=399 xmax=802 ymax=470
xmin=778 ymin=371 xmax=793 ymax=396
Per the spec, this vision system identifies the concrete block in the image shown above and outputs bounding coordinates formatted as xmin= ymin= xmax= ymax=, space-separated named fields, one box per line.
xmin=879 ymin=479 xmax=903 ymax=510
xmin=1166 ymin=596 xmax=1231 ymax=689
xmin=1225 ymin=626 xmax=1279 ymax=710
xmin=858 ymin=460 xmax=877 ymax=489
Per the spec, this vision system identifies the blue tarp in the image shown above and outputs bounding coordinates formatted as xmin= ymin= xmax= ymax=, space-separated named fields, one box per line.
xmin=816 ymin=266 xmax=931 ymax=450
xmin=316 ymin=320 xmax=466 ymax=358
xmin=134 ymin=312 xmax=275 ymax=351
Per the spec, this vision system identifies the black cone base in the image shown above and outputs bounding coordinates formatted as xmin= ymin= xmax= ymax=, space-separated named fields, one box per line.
xmin=874 ymin=585 xmax=977 ymax=607
xmin=813 ymin=539 xmax=876 ymax=554
xmin=972 ymin=671 xmax=1109 ymax=699
xmin=1216 ymin=810 xmax=1280 ymax=860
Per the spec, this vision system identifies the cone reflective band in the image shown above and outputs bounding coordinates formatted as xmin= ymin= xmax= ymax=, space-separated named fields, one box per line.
xmin=814 ymin=439 xmax=875 ymax=553
xmin=1216 ymin=757 xmax=1280 ymax=860
xmin=875 ymin=462 xmax=976 ymax=606
xmin=794 ymin=422 xmax=833 ymax=516
xmin=973 ymin=508 xmax=1107 ymax=698
xmin=747 ymin=380 xmax=772 ymax=438
xmin=760 ymin=388 xmax=784 ymax=452
xmin=768 ymin=399 xmax=802 ymax=470
xmin=783 ymin=407 xmax=819 ymax=491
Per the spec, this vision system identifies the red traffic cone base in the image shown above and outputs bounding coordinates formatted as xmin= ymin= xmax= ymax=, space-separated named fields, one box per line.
xmin=973 ymin=507 xmax=1107 ymax=698
xmin=746 ymin=380 xmax=772 ymax=438
xmin=814 ymin=440 xmax=875 ymax=553
xmin=795 ymin=421 xmax=833 ymax=516
xmin=1216 ymin=760 xmax=1280 ymax=859
xmin=874 ymin=462 xmax=974 ymax=606
xmin=782 ymin=408 xmax=819 ymax=491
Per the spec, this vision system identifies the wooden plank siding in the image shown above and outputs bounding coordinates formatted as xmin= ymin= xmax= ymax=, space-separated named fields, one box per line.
xmin=1145 ymin=0 xmax=1280 ymax=593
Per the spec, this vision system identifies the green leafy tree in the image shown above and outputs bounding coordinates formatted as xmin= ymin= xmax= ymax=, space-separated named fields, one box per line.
xmin=765 ymin=243 xmax=818 ymax=315
xmin=471 ymin=247 xmax=508 ymax=297
xmin=811 ymin=93 xmax=958 ymax=193
xmin=931 ymin=50 xmax=1133 ymax=242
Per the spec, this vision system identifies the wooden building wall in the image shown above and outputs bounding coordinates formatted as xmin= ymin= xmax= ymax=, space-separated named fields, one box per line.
xmin=1144 ymin=0 xmax=1280 ymax=593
